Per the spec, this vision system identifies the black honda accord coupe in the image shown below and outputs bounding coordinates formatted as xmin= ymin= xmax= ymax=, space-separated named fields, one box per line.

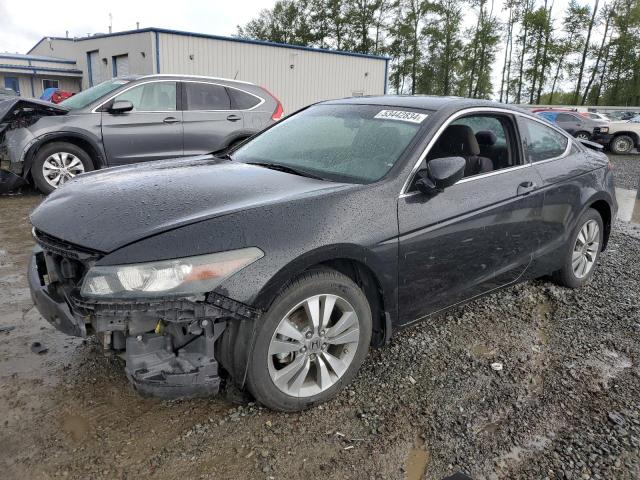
xmin=29 ymin=96 xmax=617 ymax=411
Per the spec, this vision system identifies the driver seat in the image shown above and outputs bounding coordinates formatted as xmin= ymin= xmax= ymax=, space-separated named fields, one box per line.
xmin=429 ymin=124 xmax=494 ymax=177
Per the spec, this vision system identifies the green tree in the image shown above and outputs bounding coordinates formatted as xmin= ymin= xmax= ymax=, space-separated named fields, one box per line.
xmin=572 ymin=0 xmax=600 ymax=104
xmin=459 ymin=0 xmax=501 ymax=99
xmin=547 ymin=0 xmax=589 ymax=104
xmin=603 ymin=0 xmax=640 ymax=105
xmin=418 ymin=0 xmax=463 ymax=95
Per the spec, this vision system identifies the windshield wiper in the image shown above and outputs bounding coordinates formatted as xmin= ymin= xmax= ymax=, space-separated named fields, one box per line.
xmin=214 ymin=152 xmax=234 ymax=160
xmin=248 ymin=162 xmax=325 ymax=180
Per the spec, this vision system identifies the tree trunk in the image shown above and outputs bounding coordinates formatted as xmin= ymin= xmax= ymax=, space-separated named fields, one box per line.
xmin=582 ymin=8 xmax=611 ymax=104
xmin=467 ymin=2 xmax=484 ymax=97
xmin=499 ymin=8 xmax=513 ymax=103
xmin=535 ymin=1 xmax=553 ymax=104
xmin=574 ymin=0 xmax=599 ymax=105
xmin=516 ymin=22 xmax=529 ymax=103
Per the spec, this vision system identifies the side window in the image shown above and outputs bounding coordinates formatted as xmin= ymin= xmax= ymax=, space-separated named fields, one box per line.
xmin=228 ymin=88 xmax=261 ymax=110
xmin=556 ymin=113 xmax=578 ymax=123
xmin=184 ymin=82 xmax=231 ymax=110
xmin=520 ymin=117 xmax=568 ymax=162
xmin=538 ymin=112 xmax=556 ymax=122
xmin=115 ymin=82 xmax=177 ymax=111
xmin=425 ymin=114 xmax=516 ymax=179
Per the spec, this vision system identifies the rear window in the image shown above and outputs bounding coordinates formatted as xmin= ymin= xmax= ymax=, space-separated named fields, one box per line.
xmin=184 ymin=82 xmax=230 ymax=110
xmin=229 ymin=88 xmax=261 ymax=110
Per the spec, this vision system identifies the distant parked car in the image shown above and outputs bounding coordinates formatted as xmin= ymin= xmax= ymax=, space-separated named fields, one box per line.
xmin=580 ymin=112 xmax=611 ymax=122
xmin=536 ymin=111 xmax=606 ymax=141
xmin=607 ymin=110 xmax=638 ymax=121
xmin=0 ymin=74 xmax=283 ymax=194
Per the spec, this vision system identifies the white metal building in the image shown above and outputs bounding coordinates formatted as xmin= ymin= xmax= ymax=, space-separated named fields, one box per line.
xmin=28 ymin=28 xmax=389 ymax=113
xmin=0 ymin=53 xmax=82 ymax=97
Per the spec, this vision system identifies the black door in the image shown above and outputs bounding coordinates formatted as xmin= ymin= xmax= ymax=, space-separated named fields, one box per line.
xmin=517 ymin=115 xmax=601 ymax=271
xmin=397 ymin=112 xmax=545 ymax=324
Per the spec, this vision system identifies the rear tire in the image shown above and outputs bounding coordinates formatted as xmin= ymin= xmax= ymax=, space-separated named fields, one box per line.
xmin=32 ymin=142 xmax=94 ymax=194
xmin=610 ymin=134 xmax=635 ymax=155
xmin=554 ymin=209 xmax=603 ymax=289
xmin=244 ymin=269 xmax=372 ymax=412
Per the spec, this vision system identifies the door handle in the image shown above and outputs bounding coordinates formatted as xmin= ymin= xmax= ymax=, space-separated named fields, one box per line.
xmin=226 ymin=114 xmax=242 ymax=122
xmin=517 ymin=181 xmax=537 ymax=196
xmin=163 ymin=117 xmax=179 ymax=124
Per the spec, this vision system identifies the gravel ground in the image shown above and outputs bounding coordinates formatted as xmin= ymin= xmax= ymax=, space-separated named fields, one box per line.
xmin=1 ymin=154 xmax=639 ymax=480
xmin=609 ymin=154 xmax=640 ymax=190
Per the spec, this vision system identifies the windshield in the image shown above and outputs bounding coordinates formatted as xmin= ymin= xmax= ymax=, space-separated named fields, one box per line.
xmin=60 ymin=79 xmax=130 ymax=110
xmin=233 ymin=104 xmax=428 ymax=183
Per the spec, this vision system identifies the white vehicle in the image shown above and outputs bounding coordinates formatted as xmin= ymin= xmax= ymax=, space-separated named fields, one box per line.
xmin=581 ymin=112 xmax=612 ymax=122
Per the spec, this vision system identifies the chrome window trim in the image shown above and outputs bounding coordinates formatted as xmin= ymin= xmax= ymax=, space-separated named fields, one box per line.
xmin=91 ymin=79 xmax=265 ymax=113
xmin=138 ymin=73 xmax=254 ymax=85
xmin=399 ymin=106 xmax=573 ymax=197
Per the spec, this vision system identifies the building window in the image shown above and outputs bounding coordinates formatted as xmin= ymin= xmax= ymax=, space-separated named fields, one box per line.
xmin=112 ymin=54 xmax=130 ymax=77
xmin=42 ymin=79 xmax=60 ymax=90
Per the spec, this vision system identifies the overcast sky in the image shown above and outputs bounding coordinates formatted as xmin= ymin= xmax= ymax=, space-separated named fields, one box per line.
xmin=0 ymin=0 xmax=278 ymax=54
xmin=1 ymin=0 xmax=590 ymax=97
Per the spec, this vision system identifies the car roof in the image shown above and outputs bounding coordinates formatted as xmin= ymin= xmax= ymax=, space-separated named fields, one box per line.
xmin=136 ymin=74 xmax=254 ymax=85
xmin=321 ymin=95 xmax=529 ymax=114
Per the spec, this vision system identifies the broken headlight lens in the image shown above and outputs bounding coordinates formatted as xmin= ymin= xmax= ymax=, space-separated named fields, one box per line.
xmin=80 ymin=248 xmax=263 ymax=299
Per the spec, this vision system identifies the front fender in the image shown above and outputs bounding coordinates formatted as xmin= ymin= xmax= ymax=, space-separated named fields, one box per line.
xmin=23 ymin=130 xmax=106 ymax=175
xmin=247 ymin=243 xmax=395 ymax=313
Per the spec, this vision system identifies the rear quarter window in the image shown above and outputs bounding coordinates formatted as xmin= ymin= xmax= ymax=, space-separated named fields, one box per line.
xmin=229 ymin=88 xmax=261 ymax=110
xmin=520 ymin=117 xmax=568 ymax=162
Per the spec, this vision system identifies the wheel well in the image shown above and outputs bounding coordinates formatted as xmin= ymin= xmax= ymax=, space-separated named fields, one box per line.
xmin=312 ymin=259 xmax=389 ymax=347
xmin=589 ymin=200 xmax=612 ymax=250
xmin=26 ymin=136 xmax=102 ymax=176
xmin=612 ymin=131 xmax=639 ymax=146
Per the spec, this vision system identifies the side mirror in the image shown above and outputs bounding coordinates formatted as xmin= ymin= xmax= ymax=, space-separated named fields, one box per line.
xmin=415 ymin=156 xmax=466 ymax=196
xmin=108 ymin=100 xmax=134 ymax=114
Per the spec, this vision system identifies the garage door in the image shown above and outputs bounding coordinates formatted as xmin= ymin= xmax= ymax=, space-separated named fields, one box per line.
xmin=114 ymin=55 xmax=129 ymax=77
xmin=88 ymin=51 xmax=102 ymax=86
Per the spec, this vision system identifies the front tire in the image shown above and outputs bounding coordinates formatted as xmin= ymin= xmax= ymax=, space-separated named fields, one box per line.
xmin=32 ymin=142 xmax=94 ymax=194
xmin=245 ymin=269 xmax=372 ymax=412
xmin=554 ymin=209 xmax=603 ymax=289
xmin=610 ymin=134 xmax=635 ymax=155
xmin=575 ymin=131 xmax=591 ymax=140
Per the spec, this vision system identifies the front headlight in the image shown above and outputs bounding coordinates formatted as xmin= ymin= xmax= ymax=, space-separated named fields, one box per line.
xmin=80 ymin=247 xmax=263 ymax=299
xmin=599 ymin=126 xmax=609 ymax=133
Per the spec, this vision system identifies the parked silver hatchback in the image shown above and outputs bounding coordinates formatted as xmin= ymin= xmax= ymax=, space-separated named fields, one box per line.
xmin=0 ymin=74 xmax=283 ymax=194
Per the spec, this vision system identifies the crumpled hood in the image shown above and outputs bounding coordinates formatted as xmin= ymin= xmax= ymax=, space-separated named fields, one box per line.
xmin=0 ymin=97 xmax=68 ymax=123
xmin=30 ymin=156 xmax=349 ymax=252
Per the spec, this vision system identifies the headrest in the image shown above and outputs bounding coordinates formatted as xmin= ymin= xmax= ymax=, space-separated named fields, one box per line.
xmin=475 ymin=130 xmax=497 ymax=146
xmin=436 ymin=124 xmax=480 ymax=156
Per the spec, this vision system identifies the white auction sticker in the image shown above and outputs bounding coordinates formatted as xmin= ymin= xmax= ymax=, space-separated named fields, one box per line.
xmin=374 ymin=110 xmax=429 ymax=124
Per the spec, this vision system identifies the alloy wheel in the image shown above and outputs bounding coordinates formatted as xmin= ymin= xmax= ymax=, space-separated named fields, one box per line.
xmin=267 ymin=294 xmax=360 ymax=398
xmin=576 ymin=132 xmax=590 ymax=140
xmin=42 ymin=152 xmax=85 ymax=188
xmin=613 ymin=137 xmax=632 ymax=153
xmin=572 ymin=219 xmax=600 ymax=279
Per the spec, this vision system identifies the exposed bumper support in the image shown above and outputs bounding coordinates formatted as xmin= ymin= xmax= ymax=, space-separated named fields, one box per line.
xmin=28 ymin=247 xmax=262 ymax=399
xmin=125 ymin=321 xmax=226 ymax=399
xmin=0 ymin=169 xmax=28 ymax=194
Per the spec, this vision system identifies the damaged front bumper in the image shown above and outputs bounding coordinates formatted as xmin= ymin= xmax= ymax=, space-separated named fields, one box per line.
xmin=28 ymin=246 xmax=260 ymax=399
